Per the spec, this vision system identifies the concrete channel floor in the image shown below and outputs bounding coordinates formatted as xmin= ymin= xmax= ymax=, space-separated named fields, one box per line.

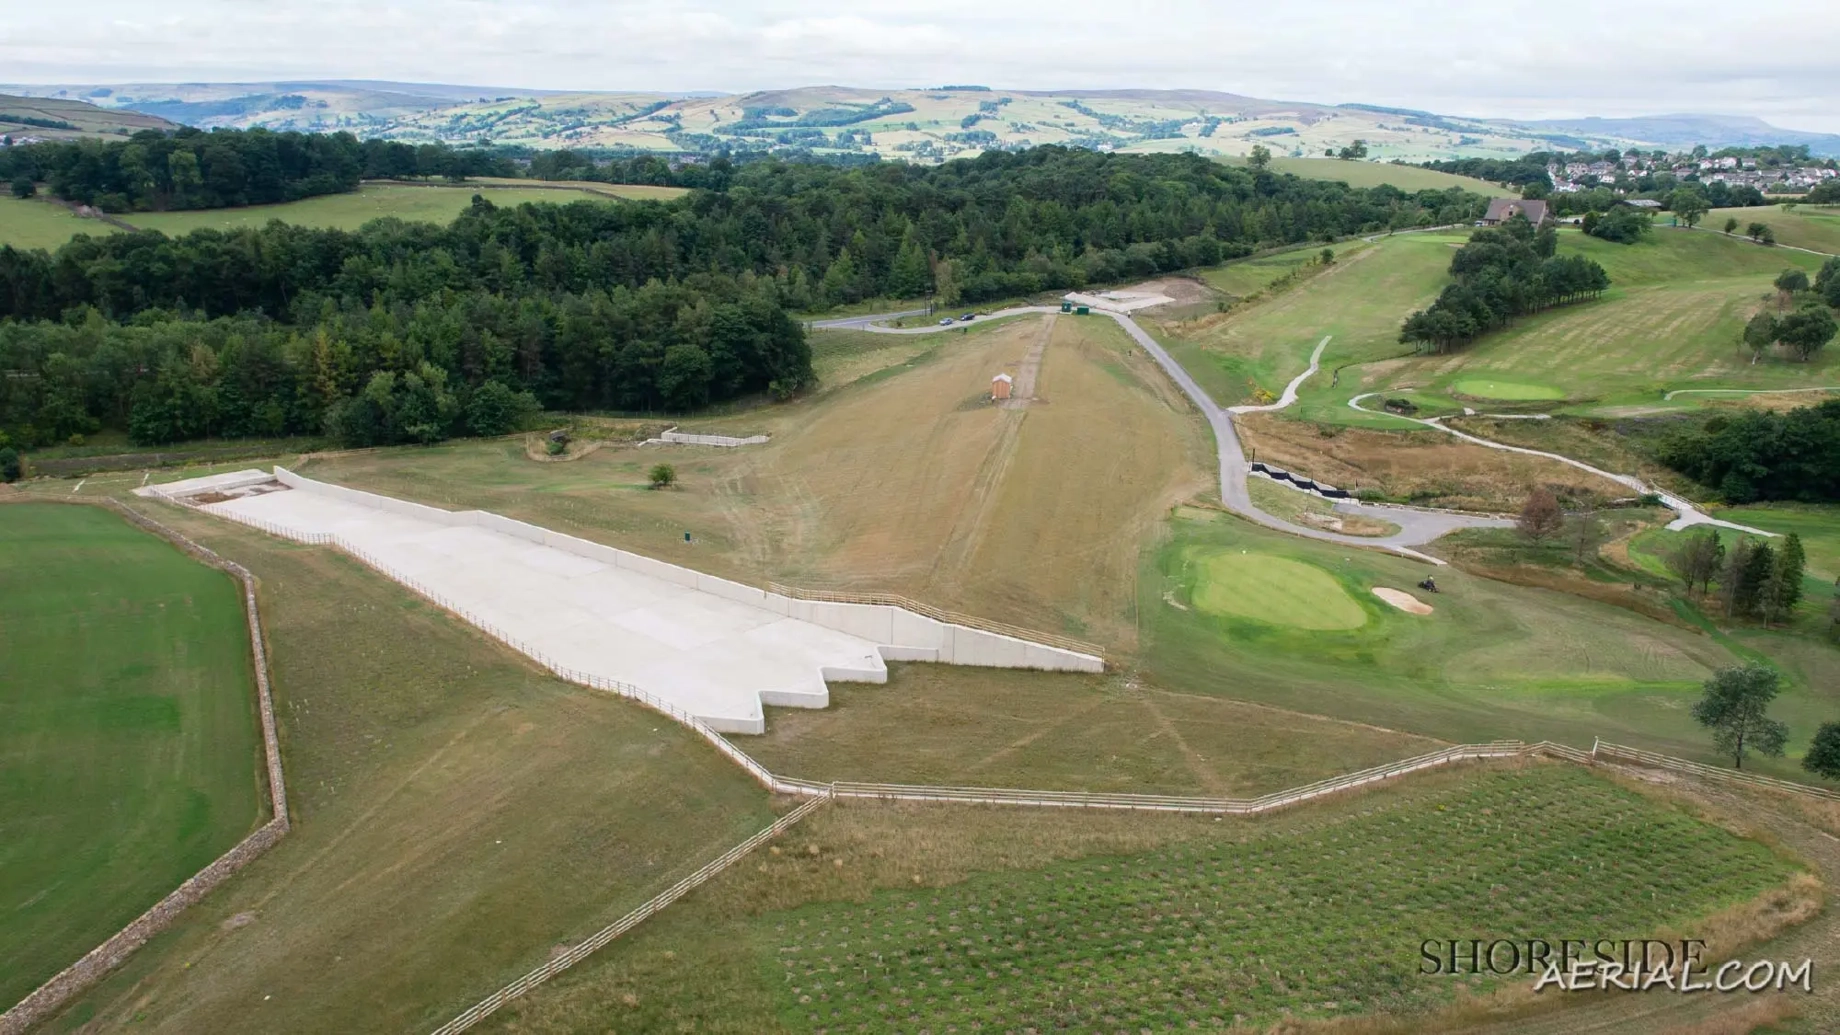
xmin=205 ymin=487 xmax=886 ymax=733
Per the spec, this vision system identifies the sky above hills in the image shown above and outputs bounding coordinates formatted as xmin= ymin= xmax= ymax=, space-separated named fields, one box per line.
xmin=5 ymin=0 xmax=1837 ymax=133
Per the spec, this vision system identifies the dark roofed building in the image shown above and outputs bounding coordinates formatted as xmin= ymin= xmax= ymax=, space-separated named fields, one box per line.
xmin=1479 ymin=198 xmax=1551 ymax=227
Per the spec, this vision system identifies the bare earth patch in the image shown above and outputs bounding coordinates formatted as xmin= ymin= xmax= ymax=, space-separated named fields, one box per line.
xmin=1372 ymin=587 xmax=1434 ymax=614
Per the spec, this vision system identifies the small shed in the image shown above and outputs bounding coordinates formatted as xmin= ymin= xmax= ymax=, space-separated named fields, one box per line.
xmin=991 ymin=373 xmax=1014 ymax=401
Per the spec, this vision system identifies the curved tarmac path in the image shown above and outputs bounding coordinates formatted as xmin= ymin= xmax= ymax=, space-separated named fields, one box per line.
xmin=838 ymin=305 xmax=1512 ymax=563
xmin=1347 ymin=392 xmax=1773 ymax=537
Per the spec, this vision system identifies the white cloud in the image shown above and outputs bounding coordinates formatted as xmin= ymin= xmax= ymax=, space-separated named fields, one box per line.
xmin=2 ymin=0 xmax=1836 ymax=132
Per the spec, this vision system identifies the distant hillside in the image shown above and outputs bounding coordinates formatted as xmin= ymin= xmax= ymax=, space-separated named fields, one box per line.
xmin=4 ymin=80 xmax=1833 ymax=160
xmin=1504 ymin=114 xmax=1840 ymax=156
xmin=0 ymin=93 xmax=176 ymax=141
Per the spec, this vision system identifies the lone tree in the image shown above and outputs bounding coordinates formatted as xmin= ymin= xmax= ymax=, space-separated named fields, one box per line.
xmin=1804 ymin=722 xmax=1840 ymax=781
xmin=1248 ymin=144 xmax=1272 ymax=171
xmin=0 ymin=446 xmax=19 ymax=483
xmin=1692 ymin=664 xmax=1789 ymax=769
xmin=648 ymin=463 xmax=676 ymax=489
xmin=1568 ymin=510 xmax=1604 ymax=565
xmin=1517 ymin=486 xmax=1564 ymax=543
xmin=1669 ymin=188 xmax=1709 ymax=228
xmin=1723 ymin=216 xmax=1740 ymax=235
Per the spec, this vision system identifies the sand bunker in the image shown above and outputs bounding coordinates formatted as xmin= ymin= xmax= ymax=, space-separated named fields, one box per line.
xmin=1372 ymin=588 xmax=1433 ymax=615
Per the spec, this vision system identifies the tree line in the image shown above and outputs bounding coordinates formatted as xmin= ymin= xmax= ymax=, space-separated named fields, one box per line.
xmin=0 ymin=146 xmax=1492 ymax=453
xmin=1398 ymin=219 xmax=1610 ymax=352
xmin=1657 ymin=400 xmax=1840 ymax=503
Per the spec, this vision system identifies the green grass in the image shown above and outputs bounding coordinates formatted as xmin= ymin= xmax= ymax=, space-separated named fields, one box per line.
xmin=1197 ymin=247 xmax=1320 ymax=298
xmin=480 ymin=765 xmax=1799 ymax=1033
xmin=0 ymin=195 xmax=120 ymax=250
xmin=1190 ymin=546 xmax=1368 ymax=630
xmin=1218 ymin=156 xmax=1519 ymax=197
xmin=1705 ymin=206 xmax=1840 ymax=255
xmin=1712 ymin=503 xmax=1840 ymax=580
xmin=1137 ymin=509 xmax=1840 ymax=771
xmin=1157 ymin=232 xmax=1462 ymax=417
xmin=49 ymin=501 xmax=778 ymax=1035
xmin=1284 ymin=229 xmax=1836 ymax=424
xmin=118 ymin=183 xmax=626 ymax=239
xmin=0 ymin=502 xmax=262 ymax=1009
xmin=1449 ymin=378 xmax=1566 ymax=401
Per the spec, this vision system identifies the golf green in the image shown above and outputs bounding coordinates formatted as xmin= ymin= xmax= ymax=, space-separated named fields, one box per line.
xmin=1449 ymin=378 xmax=1565 ymax=401
xmin=1190 ymin=549 xmax=1367 ymax=630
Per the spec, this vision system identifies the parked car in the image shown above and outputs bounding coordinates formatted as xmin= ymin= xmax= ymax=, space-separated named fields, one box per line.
xmin=959 ymin=313 xmax=976 ymax=321
xmin=937 ymin=317 xmax=954 ymax=326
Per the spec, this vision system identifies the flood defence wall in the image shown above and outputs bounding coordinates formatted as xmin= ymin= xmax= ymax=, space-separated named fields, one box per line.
xmin=270 ymin=468 xmax=1103 ymax=674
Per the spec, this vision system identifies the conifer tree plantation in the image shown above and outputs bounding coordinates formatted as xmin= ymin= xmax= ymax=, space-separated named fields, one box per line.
xmin=0 ymin=144 xmax=1486 ymax=449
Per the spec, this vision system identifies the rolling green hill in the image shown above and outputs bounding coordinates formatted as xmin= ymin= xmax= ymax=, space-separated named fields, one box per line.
xmin=0 ymin=93 xmax=176 ymax=141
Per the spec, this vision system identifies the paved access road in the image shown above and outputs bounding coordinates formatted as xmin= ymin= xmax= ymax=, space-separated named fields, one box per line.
xmin=839 ymin=305 xmax=1512 ymax=563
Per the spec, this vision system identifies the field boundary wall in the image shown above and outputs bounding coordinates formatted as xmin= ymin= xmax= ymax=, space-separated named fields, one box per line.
xmin=0 ymin=497 xmax=290 ymax=1035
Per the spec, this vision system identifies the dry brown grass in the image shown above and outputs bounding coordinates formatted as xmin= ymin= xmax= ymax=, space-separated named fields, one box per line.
xmin=740 ymin=662 xmax=1444 ymax=795
xmin=303 ymin=314 xmax=1210 ymax=648
xmin=1237 ymin=412 xmax=1629 ymax=512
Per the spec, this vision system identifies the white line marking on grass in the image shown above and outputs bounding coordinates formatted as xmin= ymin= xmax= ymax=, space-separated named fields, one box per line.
xmin=72 ymin=479 xmax=86 ymax=494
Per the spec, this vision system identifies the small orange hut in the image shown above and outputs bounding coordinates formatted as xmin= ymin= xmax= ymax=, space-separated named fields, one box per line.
xmin=991 ymin=373 xmax=1014 ymax=401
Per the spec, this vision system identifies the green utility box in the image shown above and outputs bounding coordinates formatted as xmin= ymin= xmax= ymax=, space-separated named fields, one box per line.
xmin=1075 ymin=306 xmax=1090 ymax=315
xmin=1060 ymin=300 xmax=1072 ymax=313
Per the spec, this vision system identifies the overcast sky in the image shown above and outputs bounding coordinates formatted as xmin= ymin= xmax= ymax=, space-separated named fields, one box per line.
xmin=5 ymin=0 xmax=1838 ymax=133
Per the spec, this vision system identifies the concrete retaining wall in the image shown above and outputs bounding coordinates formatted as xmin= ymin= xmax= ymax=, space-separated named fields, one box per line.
xmin=272 ymin=468 xmax=1103 ymax=674
xmin=660 ymin=430 xmax=769 ymax=447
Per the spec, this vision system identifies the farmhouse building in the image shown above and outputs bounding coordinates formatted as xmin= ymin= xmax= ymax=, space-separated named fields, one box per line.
xmin=991 ymin=373 xmax=1013 ymax=400
xmin=1478 ymin=198 xmax=1551 ymax=227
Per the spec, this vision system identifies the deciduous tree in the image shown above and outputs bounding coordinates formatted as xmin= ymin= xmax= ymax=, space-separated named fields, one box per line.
xmin=1669 ymin=188 xmax=1708 ymax=228
xmin=1517 ymin=486 xmax=1564 ymax=543
xmin=1804 ymin=722 xmax=1840 ymax=781
xmin=1692 ymin=664 xmax=1789 ymax=769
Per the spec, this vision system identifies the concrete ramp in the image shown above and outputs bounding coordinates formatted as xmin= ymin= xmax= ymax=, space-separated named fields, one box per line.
xmin=192 ymin=469 xmax=1102 ymax=734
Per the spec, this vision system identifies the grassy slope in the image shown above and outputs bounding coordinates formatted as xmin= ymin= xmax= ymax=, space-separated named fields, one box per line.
xmin=1348 ymin=229 xmax=1831 ymax=417
xmin=1706 ymin=206 xmax=1840 ymax=255
xmin=47 ymin=502 xmax=777 ymax=1035
xmin=1158 ymin=232 xmax=1460 ymax=415
xmin=120 ymin=183 xmax=629 ymax=237
xmin=0 ymin=195 xmax=119 ymax=250
xmin=1141 ymin=507 xmax=1840 ymax=769
xmin=301 ymin=314 xmax=1210 ymax=648
xmin=1217 ymin=156 xmax=1519 ymax=196
xmin=0 ymin=503 xmax=261 ymax=1008
xmin=741 ymin=664 xmax=1440 ymax=795
xmin=480 ymin=765 xmax=1797 ymax=1033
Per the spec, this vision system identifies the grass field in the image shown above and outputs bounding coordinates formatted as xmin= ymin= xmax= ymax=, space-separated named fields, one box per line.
xmin=1191 ymin=547 xmax=1369 ymax=630
xmin=739 ymin=663 xmax=1441 ymax=795
xmin=477 ymin=764 xmax=1801 ymax=1034
xmin=1218 ymin=156 xmax=1519 ymax=197
xmin=118 ymin=183 xmax=630 ymax=238
xmin=1196 ymin=246 xmax=1322 ymax=299
xmin=1141 ymin=507 xmax=1840 ymax=772
xmin=1156 ymin=232 xmax=1462 ymax=414
xmin=1449 ymin=378 xmax=1565 ymax=401
xmin=1705 ymin=206 xmax=1840 ymax=255
xmin=0 ymin=195 xmax=119 ymax=250
xmin=0 ymin=502 xmax=262 ymax=1009
xmin=300 ymin=314 xmax=1211 ymax=647
xmin=45 ymin=502 xmax=778 ymax=1035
